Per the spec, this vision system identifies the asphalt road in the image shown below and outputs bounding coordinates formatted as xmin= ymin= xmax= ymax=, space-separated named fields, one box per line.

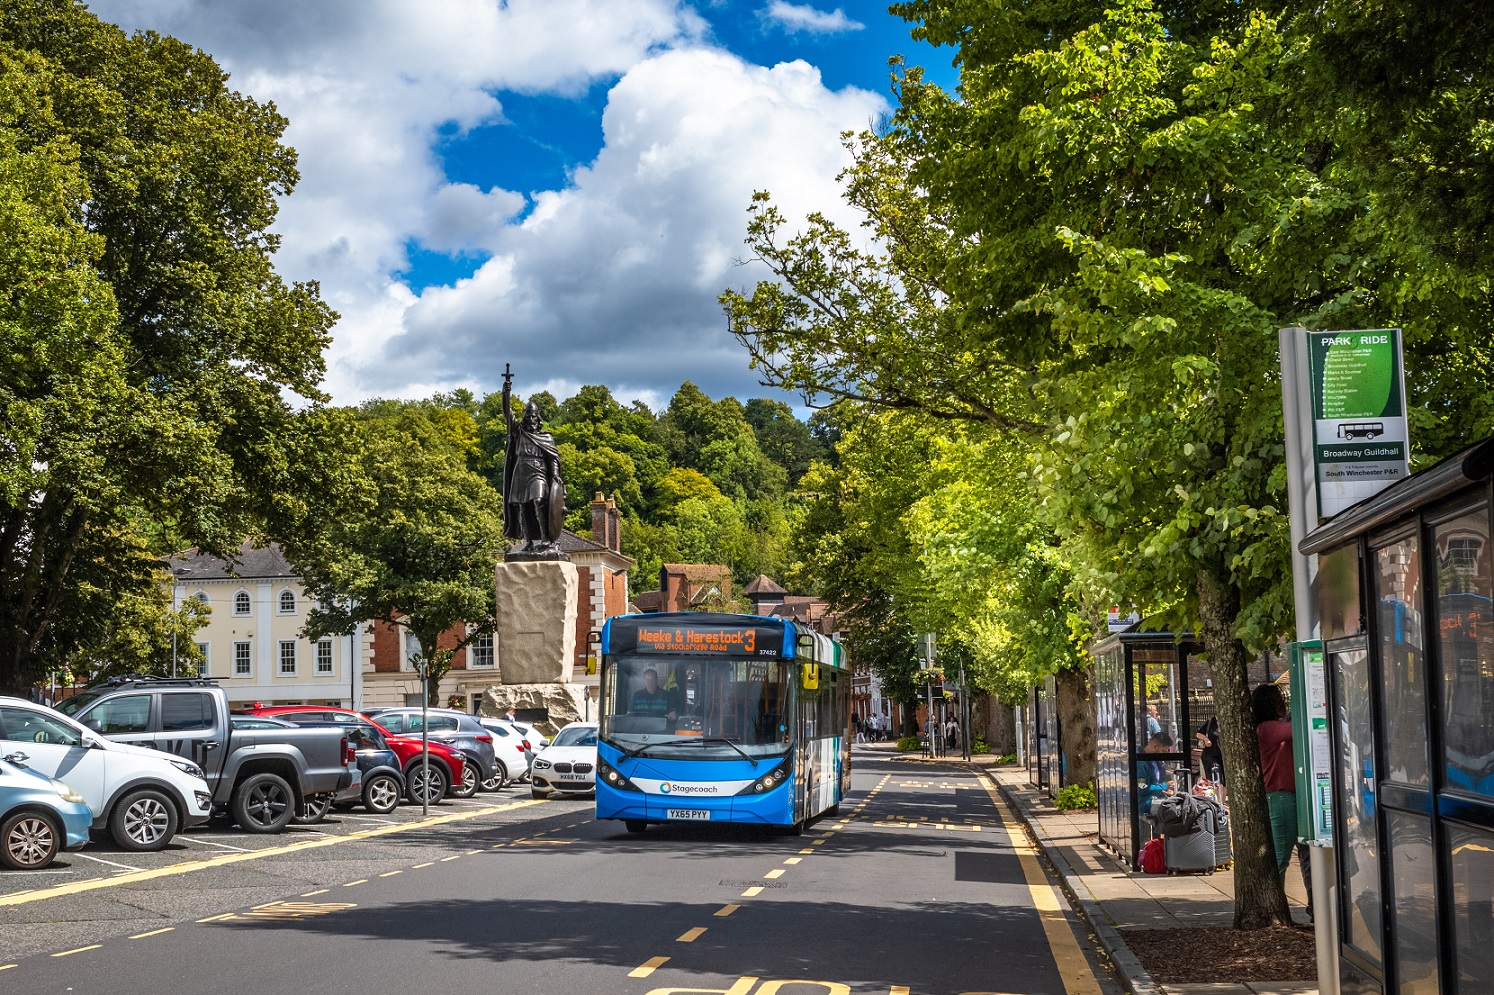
xmin=0 ymin=751 xmax=1117 ymax=995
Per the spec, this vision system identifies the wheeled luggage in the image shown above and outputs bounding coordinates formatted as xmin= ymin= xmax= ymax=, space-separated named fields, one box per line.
xmin=1164 ymin=809 xmax=1218 ymax=874
xmin=1212 ymin=806 xmax=1233 ymax=868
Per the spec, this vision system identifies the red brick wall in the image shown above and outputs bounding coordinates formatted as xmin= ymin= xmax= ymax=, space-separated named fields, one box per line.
xmin=604 ymin=569 xmax=628 ymax=618
xmin=575 ymin=566 xmax=594 ymax=673
xmin=370 ymin=619 xmax=468 ymax=671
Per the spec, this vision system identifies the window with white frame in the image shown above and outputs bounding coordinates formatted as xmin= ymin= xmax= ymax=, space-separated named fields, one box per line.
xmin=278 ymin=589 xmax=296 ymax=614
xmin=403 ymin=631 xmax=422 ymax=670
xmin=316 ymin=639 xmax=333 ymax=675
xmin=234 ymin=640 xmax=252 ymax=676
xmin=195 ymin=642 xmax=210 ymax=678
xmin=470 ymin=632 xmax=494 ymax=667
xmin=233 ymin=590 xmax=251 ymax=615
xmin=193 ymin=590 xmax=210 ymax=606
xmin=278 ymin=640 xmax=297 ymax=676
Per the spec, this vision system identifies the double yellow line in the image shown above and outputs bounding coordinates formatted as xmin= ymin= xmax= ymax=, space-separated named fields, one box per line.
xmin=1 ymin=797 xmax=542 ymax=908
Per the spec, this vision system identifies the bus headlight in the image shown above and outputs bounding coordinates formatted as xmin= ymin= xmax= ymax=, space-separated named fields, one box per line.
xmin=736 ymin=761 xmax=791 ymax=795
xmin=597 ymin=758 xmax=641 ymax=792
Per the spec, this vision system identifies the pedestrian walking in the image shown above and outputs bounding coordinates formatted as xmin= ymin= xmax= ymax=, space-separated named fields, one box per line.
xmin=1254 ymin=683 xmax=1312 ymax=919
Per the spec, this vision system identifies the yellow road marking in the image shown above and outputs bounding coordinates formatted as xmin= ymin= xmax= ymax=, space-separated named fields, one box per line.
xmin=197 ymin=913 xmax=235 ymax=922
xmin=799 ymin=848 xmax=814 ymax=854
xmin=242 ymin=901 xmax=357 ymax=920
xmin=811 ymin=840 xmax=825 ymax=846
xmin=467 ymin=849 xmax=483 ymax=854
xmin=741 ymin=886 xmax=763 ymax=897
xmin=629 ymin=956 xmax=670 ymax=978
xmin=302 ymin=888 xmax=329 ymax=896
xmin=343 ymin=879 xmax=367 ymax=886
xmin=978 ymin=773 xmax=1103 ymax=995
xmin=891 ymin=988 xmax=909 ymax=995
xmin=253 ymin=900 xmax=285 ymax=910
xmin=677 ymin=927 xmax=707 ymax=942
xmin=491 ymin=843 xmax=505 ymax=848
xmin=0 ymin=798 xmax=542 ymax=908
xmin=764 ymin=869 xmax=784 ymax=879
xmin=379 ymin=870 xmax=403 ymax=877
xmin=439 ymin=855 xmax=462 ymax=862
xmin=783 ymin=857 xmax=801 ymax=865
xmin=129 ymin=927 xmax=174 ymax=939
xmin=714 ymin=904 xmax=740 ymax=917
xmin=0 ymin=964 xmax=14 ymax=971
xmin=52 ymin=944 xmax=102 ymax=957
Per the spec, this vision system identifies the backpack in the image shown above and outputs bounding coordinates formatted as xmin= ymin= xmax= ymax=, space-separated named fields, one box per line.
xmin=1140 ymin=837 xmax=1167 ymax=874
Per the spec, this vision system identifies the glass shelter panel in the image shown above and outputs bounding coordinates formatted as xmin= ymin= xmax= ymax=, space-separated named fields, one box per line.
xmin=1321 ymin=542 xmax=1364 ymax=641
xmin=1444 ymin=823 xmax=1494 ymax=992
xmin=1134 ymin=647 xmax=1183 ymax=847
xmin=1374 ymin=536 xmax=1429 ymax=787
xmin=1094 ymin=645 xmax=1129 ymax=862
xmin=1385 ymin=809 xmax=1440 ymax=995
xmin=1434 ymin=507 xmax=1494 ymax=799
xmin=1333 ymin=645 xmax=1382 ymax=965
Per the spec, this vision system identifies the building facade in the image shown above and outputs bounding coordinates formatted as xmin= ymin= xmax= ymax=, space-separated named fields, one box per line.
xmin=167 ymin=543 xmax=363 ymax=710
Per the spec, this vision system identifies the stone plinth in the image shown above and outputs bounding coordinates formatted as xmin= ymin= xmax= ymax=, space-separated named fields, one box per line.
xmin=495 ymin=559 xmax=579 ymax=684
xmin=478 ymin=683 xmax=588 ymax=738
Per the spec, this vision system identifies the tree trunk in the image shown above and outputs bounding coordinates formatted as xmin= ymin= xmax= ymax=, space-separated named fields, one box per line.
xmin=1197 ymin=569 xmax=1292 ymax=929
xmin=1056 ymin=664 xmax=1096 ymax=788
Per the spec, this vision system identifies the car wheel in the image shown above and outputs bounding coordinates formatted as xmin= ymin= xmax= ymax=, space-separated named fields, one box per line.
xmin=293 ymin=794 xmax=333 ymax=825
xmin=452 ymin=760 xmax=480 ymax=799
xmin=362 ymin=773 xmax=401 ymax=814
xmin=232 ymin=773 xmax=296 ymax=834
xmin=480 ymin=761 xmax=508 ymax=792
xmin=625 ymin=820 xmax=647 ymax=834
xmin=1 ymin=811 xmax=61 ymax=869
xmin=405 ymin=763 xmax=448 ymax=806
xmin=110 ymin=788 xmax=179 ymax=851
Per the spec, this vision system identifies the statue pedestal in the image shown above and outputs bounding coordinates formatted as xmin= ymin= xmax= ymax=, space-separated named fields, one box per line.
xmin=494 ymin=559 xmax=579 ymax=685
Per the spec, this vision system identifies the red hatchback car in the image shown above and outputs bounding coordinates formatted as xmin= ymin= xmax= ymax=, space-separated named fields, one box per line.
xmin=244 ymin=706 xmax=466 ymax=805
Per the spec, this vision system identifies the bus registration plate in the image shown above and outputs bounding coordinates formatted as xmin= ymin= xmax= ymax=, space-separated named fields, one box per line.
xmin=667 ymin=808 xmax=711 ymax=821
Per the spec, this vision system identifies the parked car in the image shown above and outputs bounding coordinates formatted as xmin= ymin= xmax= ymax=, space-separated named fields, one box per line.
xmin=55 ymin=677 xmax=350 ymax=834
xmin=284 ymin=720 xmax=404 ymax=816
xmin=0 ymin=696 xmax=212 ymax=851
xmin=507 ymin=719 xmax=550 ymax=750
xmin=361 ymin=708 xmax=499 ymax=796
xmin=0 ymin=756 xmax=92 ymax=869
xmin=244 ymin=706 xmax=464 ymax=806
xmin=476 ymin=717 xmax=532 ymax=787
xmin=529 ymin=722 xmax=598 ymax=799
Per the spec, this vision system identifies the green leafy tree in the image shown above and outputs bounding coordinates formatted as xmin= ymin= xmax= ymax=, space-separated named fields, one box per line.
xmin=286 ymin=407 xmax=503 ymax=705
xmin=0 ymin=5 xmax=335 ymax=691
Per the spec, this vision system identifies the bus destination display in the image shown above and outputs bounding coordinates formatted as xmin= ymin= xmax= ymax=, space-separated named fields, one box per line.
xmin=631 ymin=624 xmax=778 ymax=656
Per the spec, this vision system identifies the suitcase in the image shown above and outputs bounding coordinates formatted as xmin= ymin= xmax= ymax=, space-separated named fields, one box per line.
xmin=1164 ymin=825 xmax=1217 ymax=873
xmin=1212 ymin=808 xmax=1233 ymax=868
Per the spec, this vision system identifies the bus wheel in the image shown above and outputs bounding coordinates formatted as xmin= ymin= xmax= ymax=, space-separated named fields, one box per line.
xmin=784 ymin=820 xmax=805 ymax=836
xmin=825 ymin=803 xmax=840 ymax=817
xmin=625 ymin=820 xmax=647 ymax=834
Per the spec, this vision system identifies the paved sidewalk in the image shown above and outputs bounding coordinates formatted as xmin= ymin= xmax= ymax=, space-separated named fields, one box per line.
xmin=862 ymin=745 xmax=1317 ymax=995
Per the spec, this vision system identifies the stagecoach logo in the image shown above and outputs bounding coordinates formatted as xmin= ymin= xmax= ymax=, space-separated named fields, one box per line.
xmin=657 ymin=781 xmax=719 ymax=795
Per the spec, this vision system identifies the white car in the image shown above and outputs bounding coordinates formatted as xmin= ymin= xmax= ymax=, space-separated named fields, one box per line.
xmin=529 ymin=722 xmax=597 ymax=799
xmin=0 ymin=697 xmax=212 ymax=851
xmin=476 ymin=718 xmax=532 ymax=786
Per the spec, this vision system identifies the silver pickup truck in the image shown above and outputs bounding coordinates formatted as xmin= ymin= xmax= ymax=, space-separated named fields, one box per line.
xmin=56 ymin=677 xmax=351 ymax=833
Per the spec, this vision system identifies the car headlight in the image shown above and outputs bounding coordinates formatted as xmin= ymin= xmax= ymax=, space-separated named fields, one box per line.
xmin=169 ymin=758 xmax=206 ymax=780
xmin=54 ymin=782 xmax=87 ymax=804
xmin=532 ymin=758 xmax=551 ymax=770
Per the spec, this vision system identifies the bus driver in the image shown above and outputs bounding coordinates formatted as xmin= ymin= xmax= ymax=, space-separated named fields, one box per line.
xmin=631 ymin=668 xmax=675 ymax=720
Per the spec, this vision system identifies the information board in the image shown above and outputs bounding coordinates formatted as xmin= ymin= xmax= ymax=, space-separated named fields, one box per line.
xmin=610 ymin=621 xmax=783 ymax=657
xmin=1290 ymin=641 xmax=1334 ymax=844
xmin=1306 ymin=329 xmax=1410 ymax=517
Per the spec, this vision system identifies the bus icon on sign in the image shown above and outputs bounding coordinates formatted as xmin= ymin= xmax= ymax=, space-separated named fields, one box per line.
xmin=1337 ymin=421 xmax=1384 ymax=440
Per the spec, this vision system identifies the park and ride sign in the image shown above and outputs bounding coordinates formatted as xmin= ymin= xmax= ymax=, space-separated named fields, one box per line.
xmin=1306 ymin=329 xmax=1410 ymax=518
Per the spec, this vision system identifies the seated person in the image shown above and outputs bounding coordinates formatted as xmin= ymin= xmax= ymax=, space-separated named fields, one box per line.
xmin=1138 ymin=732 xmax=1177 ymax=811
xmin=631 ymin=668 xmax=675 ymax=719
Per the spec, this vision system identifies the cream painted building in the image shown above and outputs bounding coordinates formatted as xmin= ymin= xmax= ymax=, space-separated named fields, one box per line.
xmin=166 ymin=543 xmax=363 ymax=710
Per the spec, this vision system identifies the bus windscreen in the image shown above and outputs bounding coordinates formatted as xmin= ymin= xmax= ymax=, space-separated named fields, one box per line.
xmin=602 ymin=655 xmax=792 ymax=759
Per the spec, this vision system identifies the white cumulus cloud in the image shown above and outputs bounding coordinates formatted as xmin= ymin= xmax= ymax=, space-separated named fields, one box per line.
xmin=761 ymin=1 xmax=865 ymax=35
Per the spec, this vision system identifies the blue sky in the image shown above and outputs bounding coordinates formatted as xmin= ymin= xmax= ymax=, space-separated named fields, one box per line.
xmin=89 ymin=1 xmax=958 ymax=409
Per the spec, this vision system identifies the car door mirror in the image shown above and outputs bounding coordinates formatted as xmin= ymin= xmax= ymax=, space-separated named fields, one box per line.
xmin=82 ymin=718 xmax=103 ymax=732
xmin=81 ymin=733 xmax=103 ymax=750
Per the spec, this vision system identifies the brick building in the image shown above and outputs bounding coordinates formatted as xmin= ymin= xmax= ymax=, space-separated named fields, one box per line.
xmin=632 ymin=563 xmax=734 ymax=613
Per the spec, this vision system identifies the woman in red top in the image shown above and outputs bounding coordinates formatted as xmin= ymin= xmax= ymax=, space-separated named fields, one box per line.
xmin=1253 ymin=684 xmax=1297 ymax=873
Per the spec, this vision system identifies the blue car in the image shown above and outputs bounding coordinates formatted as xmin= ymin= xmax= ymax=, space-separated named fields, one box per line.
xmin=0 ymin=755 xmax=92 ymax=870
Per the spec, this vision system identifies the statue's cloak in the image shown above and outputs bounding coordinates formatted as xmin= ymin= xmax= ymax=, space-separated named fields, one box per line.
xmin=502 ymin=428 xmax=566 ymax=541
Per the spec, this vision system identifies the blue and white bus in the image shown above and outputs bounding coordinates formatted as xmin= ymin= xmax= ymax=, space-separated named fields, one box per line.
xmin=595 ymin=611 xmax=850 ymax=833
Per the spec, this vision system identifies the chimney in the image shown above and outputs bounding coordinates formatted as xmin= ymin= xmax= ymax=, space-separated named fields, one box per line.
xmin=606 ymin=497 xmax=620 ymax=553
xmin=590 ymin=492 xmax=608 ymax=547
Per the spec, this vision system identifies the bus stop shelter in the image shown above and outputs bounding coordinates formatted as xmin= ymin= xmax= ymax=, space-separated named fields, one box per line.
xmin=1092 ymin=628 xmax=1212 ymax=869
xmin=1300 ymin=435 xmax=1494 ymax=994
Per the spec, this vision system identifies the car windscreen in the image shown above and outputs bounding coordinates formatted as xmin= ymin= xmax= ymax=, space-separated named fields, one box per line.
xmin=54 ymin=689 xmax=108 ymax=716
xmin=601 ymin=654 xmax=791 ymax=759
xmin=551 ymin=726 xmax=597 ymax=748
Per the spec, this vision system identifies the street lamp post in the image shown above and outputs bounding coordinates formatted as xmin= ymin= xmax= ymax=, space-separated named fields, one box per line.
xmin=415 ymin=657 xmax=430 ymax=817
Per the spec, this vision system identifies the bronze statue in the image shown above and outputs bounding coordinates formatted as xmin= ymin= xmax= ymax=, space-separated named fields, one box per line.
xmin=501 ymin=365 xmax=568 ymax=561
